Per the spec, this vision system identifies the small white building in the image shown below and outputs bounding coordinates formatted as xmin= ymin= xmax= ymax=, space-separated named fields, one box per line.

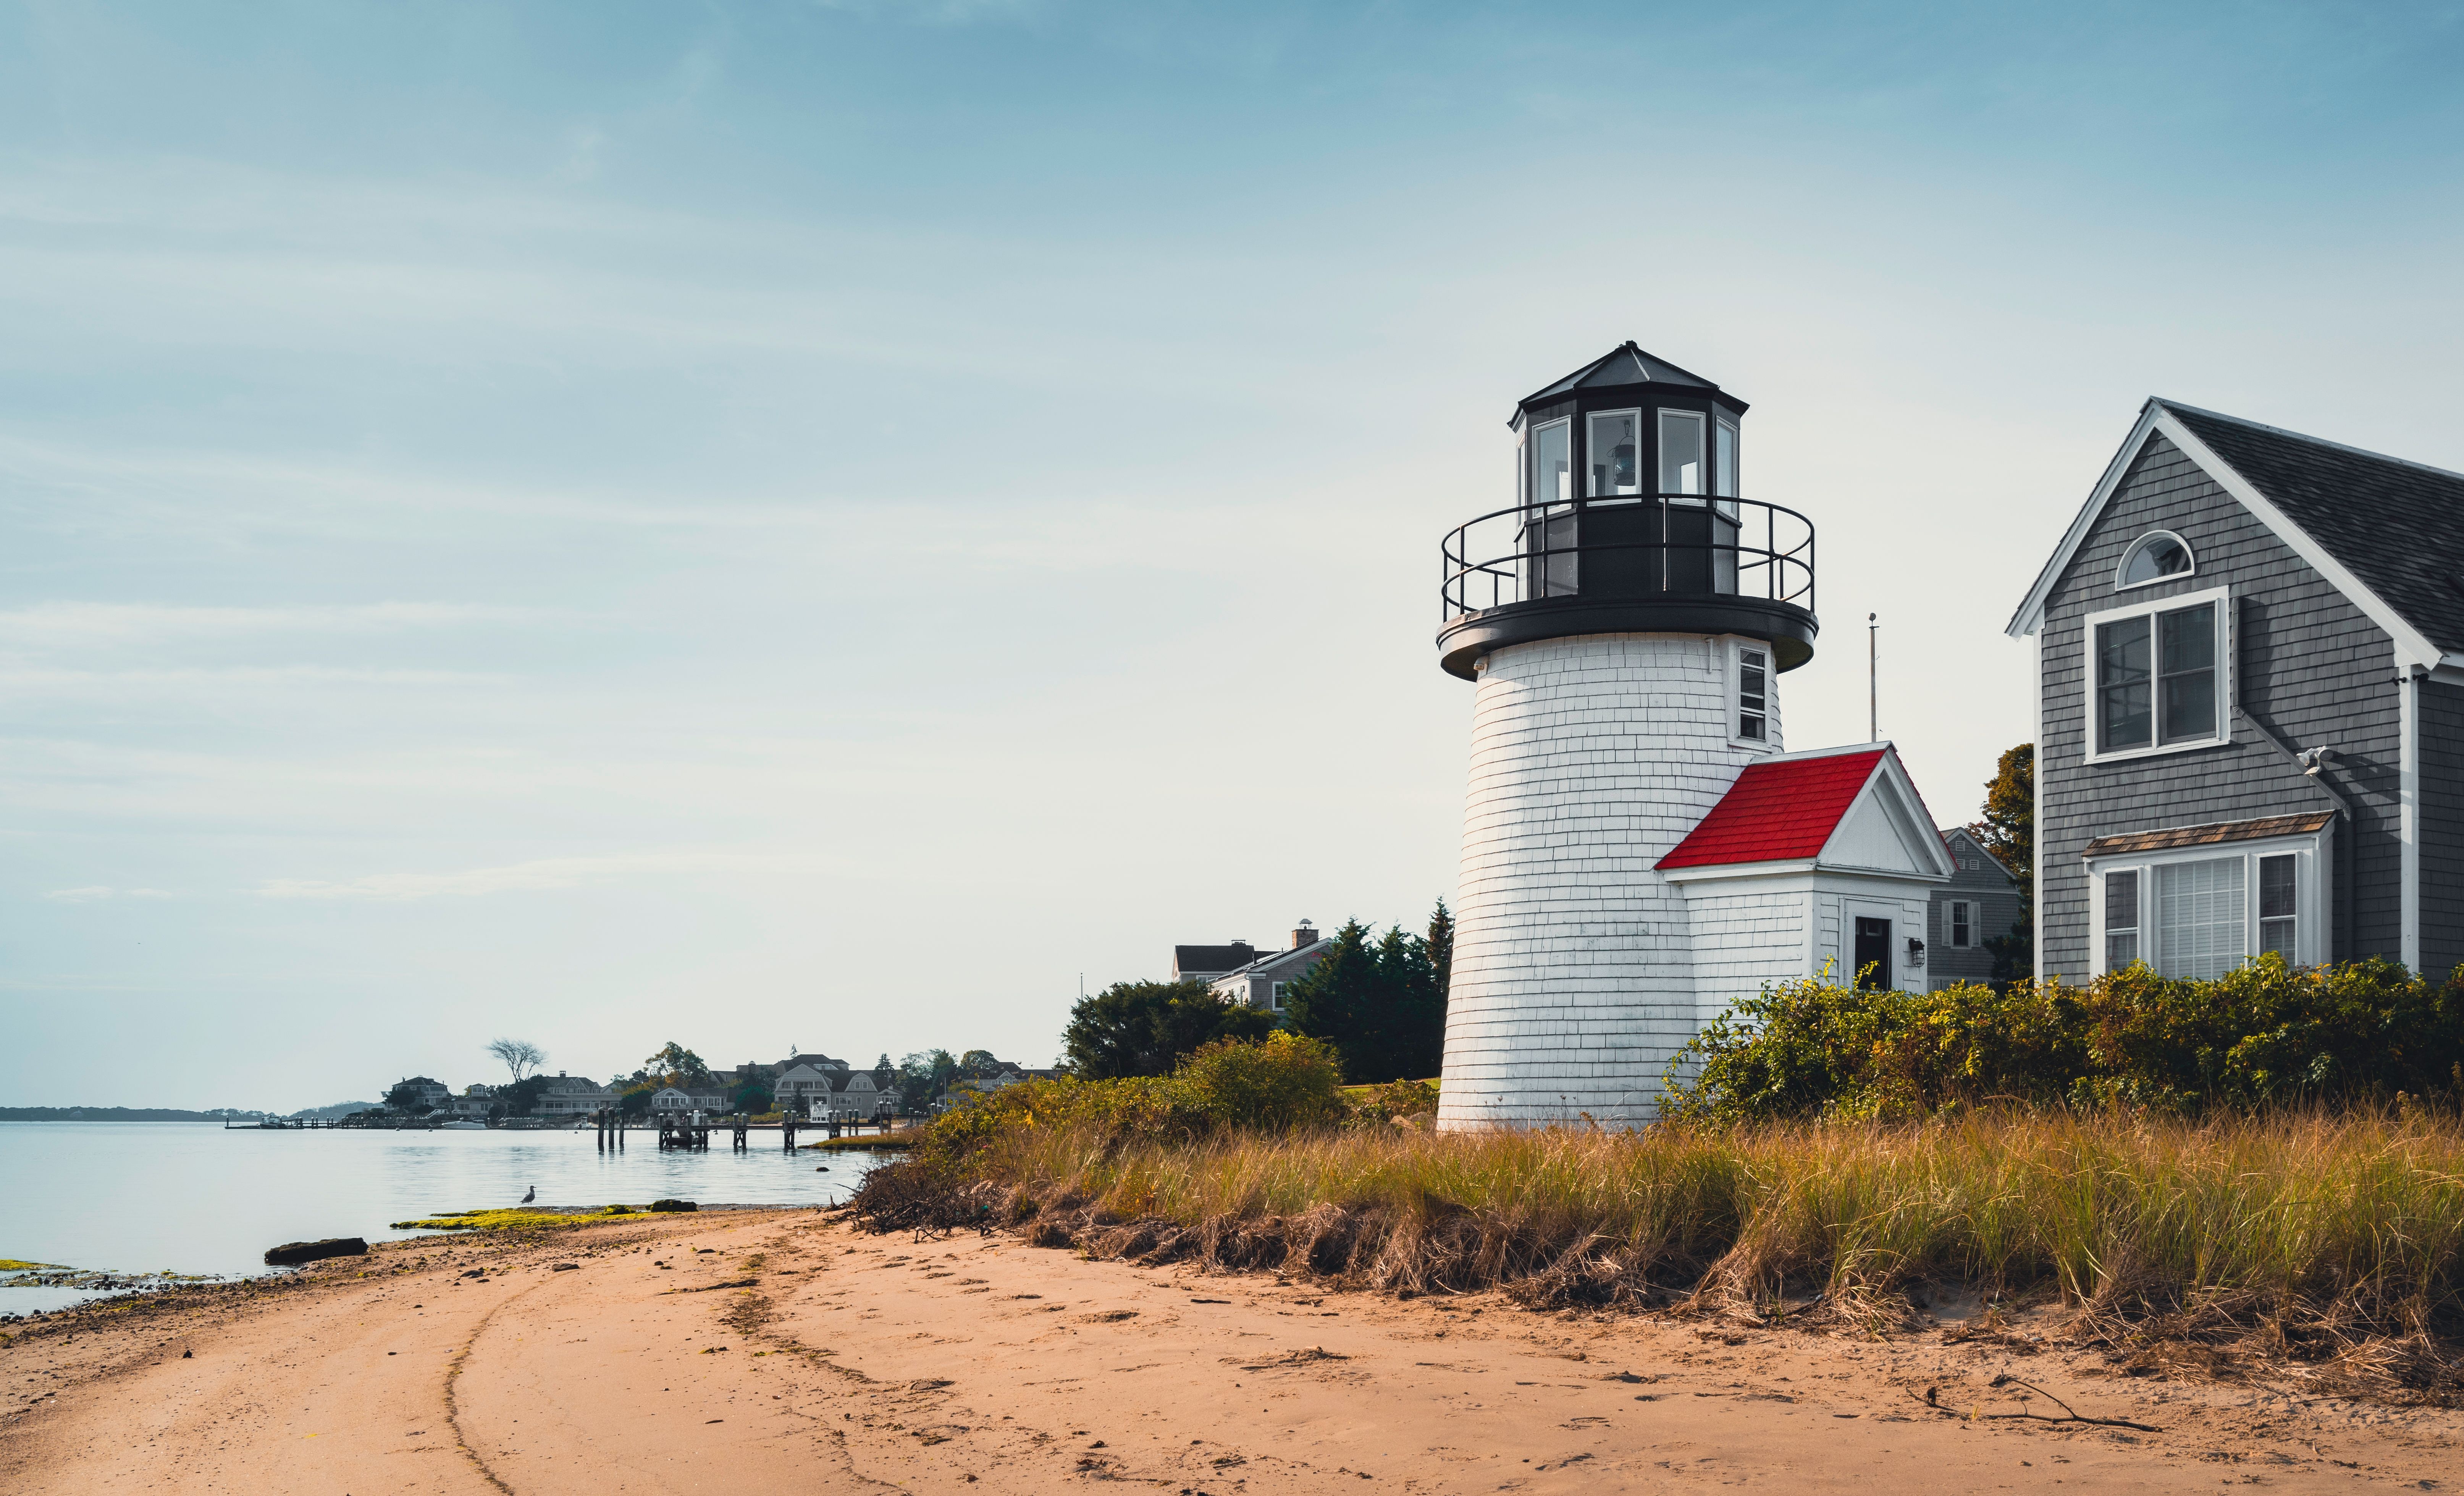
xmin=1655 ymin=744 xmax=1955 ymax=995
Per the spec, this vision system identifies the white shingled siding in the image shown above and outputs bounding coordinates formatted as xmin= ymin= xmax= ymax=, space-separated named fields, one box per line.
xmin=1437 ymin=633 xmax=1781 ymax=1130
xmin=1676 ymin=883 xmax=1811 ymax=1020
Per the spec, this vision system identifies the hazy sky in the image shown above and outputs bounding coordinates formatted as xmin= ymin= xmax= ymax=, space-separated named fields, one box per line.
xmin=6 ymin=2 xmax=2462 ymax=1109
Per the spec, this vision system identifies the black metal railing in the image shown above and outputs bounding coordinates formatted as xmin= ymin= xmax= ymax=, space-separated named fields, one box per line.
xmin=1441 ymin=493 xmax=1815 ymax=619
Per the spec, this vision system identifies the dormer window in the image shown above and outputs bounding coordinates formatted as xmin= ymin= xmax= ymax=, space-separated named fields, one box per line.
xmin=2117 ymin=530 xmax=2194 ymax=588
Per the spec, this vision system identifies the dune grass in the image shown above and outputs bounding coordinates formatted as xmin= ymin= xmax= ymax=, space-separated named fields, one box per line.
xmin=930 ymin=1105 xmax=2464 ymax=1389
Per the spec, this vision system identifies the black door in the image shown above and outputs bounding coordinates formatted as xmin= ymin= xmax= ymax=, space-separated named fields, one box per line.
xmin=1854 ymin=918 xmax=1892 ymax=991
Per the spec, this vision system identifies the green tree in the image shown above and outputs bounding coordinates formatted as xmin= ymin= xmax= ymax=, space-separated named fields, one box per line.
xmin=641 ymin=1042 xmax=712 ymax=1087
xmin=485 ymin=1037 xmax=545 ymax=1084
xmin=957 ymin=1049 xmax=1003 ymax=1079
xmin=488 ymin=1074 xmax=552 ymax=1120
xmin=1426 ymin=898 xmax=1454 ymax=1026
xmin=1280 ymin=915 xmax=1447 ymax=1084
xmin=1060 ymin=979 xmax=1276 ymax=1079
xmin=731 ymin=1080 xmax=773 ymax=1115
xmin=1966 ymin=743 xmax=2035 ymax=985
xmin=899 ymin=1049 xmax=960 ymax=1103
xmin=383 ymin=1079 xmax=435 ymax=1116
xmin=617 ymin=1084 xmax=655 ymax=1119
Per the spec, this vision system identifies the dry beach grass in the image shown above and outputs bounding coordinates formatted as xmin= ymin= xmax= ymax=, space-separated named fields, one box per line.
xmin=911 ymin=1105 xmax=2464 ymax=1401
xmin=14 ymin=1203 xmax=2464 ymax=1493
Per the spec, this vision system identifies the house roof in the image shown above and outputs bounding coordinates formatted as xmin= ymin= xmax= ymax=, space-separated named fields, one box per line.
xmin=2081 ymin=811 xmax=2336 ymax=859
xmin=1657 ymin=748 xmax=1887 ymax=869
xmin=1212 ymin=938 xmax=1332 ymax=983
xmin=1939 ymin=826 xmax=2022 ymax=883
xmin=1655 ymin=744 xmax=1955 ymax=880
xmin=2165 ymin=407 xmax=2464 ymax=654
xmin=2007 ymin=399 xmax=2464 ymax=666
xmin=1514 ymin=341 xmax=1732 ymax=419
xmin=1173 ymin=943 xmax=1256 ymax=975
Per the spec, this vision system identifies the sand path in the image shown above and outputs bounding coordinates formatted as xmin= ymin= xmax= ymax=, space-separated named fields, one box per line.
xmin=3 ymin=1207 xmax=2455 ymax=1492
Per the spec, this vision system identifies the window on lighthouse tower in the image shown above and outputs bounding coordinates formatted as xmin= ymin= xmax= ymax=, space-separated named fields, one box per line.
xmin=1737 ymin=647 xmax=1768 ymax=741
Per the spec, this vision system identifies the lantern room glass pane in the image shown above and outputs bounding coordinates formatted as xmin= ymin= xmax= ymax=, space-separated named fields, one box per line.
xmin=1588 ymin=411 xmax=1641 ymax=497
xmin=1715 ymin=421 xmax=1738 ymax=498
xmin=1529 ymin=420 xmax=1571 ymax=507
xmin=1659 ymin=410 xmax=1704 ymax=496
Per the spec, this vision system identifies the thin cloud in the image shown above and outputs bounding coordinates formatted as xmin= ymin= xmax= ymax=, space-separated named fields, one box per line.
xmin=0 ymin=601 xmax=563 ymax=645
xmin=44 ymin=886 xmax=116 ymax=901
xmin=255 ymin=850 xmax=832 ymax=901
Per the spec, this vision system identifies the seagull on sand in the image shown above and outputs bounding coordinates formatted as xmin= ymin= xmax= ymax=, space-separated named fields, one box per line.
xmin=520 ymin=1186 xmax=536 ymax=1205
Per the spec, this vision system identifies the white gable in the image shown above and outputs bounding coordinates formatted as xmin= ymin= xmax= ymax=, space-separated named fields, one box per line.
xmin=1814 ymin=755 xmax=1955 ymax=880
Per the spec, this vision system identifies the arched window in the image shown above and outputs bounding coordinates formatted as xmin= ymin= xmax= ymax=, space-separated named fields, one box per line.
xmin=2116 ymin=530 xmax=2194 ymax=588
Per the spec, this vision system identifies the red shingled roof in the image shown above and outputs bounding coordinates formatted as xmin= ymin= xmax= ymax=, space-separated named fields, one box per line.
xmin=1656 ymin=749 xmax=1888 ymax=870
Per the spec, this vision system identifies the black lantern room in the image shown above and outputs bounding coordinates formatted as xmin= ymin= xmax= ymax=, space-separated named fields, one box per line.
xmin=1436 ymin=342 xmax=1817 ymax=680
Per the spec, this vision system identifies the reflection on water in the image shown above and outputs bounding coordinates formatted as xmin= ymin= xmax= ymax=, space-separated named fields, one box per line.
xmin=0 ymin=1123 xmax=889 ymax=1313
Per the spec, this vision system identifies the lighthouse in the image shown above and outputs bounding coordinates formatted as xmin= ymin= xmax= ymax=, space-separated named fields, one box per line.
xmin=1434 ymin=343 xmax=1952 ymax=1129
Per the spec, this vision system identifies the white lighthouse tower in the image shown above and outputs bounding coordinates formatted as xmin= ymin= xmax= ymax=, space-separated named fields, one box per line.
xmin=1434 ymin=344 xmax=1851 ymax=1129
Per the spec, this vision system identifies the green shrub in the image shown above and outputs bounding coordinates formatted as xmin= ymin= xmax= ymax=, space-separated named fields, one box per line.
xmin=899 ymin=1033 xmax=1343 ymax=1178
xmin=1343 ymin=1077 xmax=1440 ymax=1127
xmin=1176 ymin=1031 xmax=1344 ymax=1129
xmin=1664 ymin=957 xmax=2464 ymax=1123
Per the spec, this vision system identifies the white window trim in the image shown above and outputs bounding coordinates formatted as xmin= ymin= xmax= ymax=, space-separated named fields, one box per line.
xmin=1525 ymin=416 xmax=1572 ymax=508
xmin=1725 ymin=636 xmax=1778 ymax=753
xmin=1585 ymin=407 xmax=1644 ymax=498
xmin=2086 ymin=824 xmax=2332 ymax=977
xmin=1657 ymin=407 xmax=1708 ymax=498
xmin=2082 ymin=582 xmax=2233 ymax=764
xmin=2113 ymin=529 xmax=2198 ymax=592
xmin=1715 ymin=417 xmax=1740 ymax=500
xmin=1947 ymin=899 xmax=1976 ymax=948
xmin=1268 ymin=981 xmax=1285 ymax=1011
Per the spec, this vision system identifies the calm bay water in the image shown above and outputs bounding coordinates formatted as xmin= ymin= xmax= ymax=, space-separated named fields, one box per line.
xmin=0 ymin=1122 xmax=886 ymax=1313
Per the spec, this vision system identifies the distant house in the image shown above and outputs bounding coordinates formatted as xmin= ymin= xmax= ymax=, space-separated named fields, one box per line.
xmin=395 ymin=1076 xmax=450 ymax=1111
xmin=650 ymin=1080 xmax=730 ymax=1115
xmin=533 ymin=1074 xmax=617 ymax=1116
xmin=1208 ymin=924 xmax=1330 ymax=1013
xmin=442 ymin=1084 xmax=495 ymax=1120
xmin=773 ymin=1064 xmax=839 ymax=1115
xmin=1928 ymin=828 xmax=2024 ymax=990
xmin=1172 ymin=941 xmax=1259 ymax=984
xmin=799 ymin=1068 xmax=903 ymax=1122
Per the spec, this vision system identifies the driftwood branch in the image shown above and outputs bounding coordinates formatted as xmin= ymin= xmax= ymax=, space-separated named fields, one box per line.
xmin=1907 ymin=1379 xmax=2163 ymax=1433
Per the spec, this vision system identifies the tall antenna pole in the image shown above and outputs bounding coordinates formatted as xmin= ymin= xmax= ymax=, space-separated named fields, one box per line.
xmin=1868 ymin=612 xmax=1879 ymax=742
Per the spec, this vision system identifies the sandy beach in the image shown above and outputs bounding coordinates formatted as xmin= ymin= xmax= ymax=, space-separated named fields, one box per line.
xmin=3 ymin=1207 xmax=2456 ymax=1493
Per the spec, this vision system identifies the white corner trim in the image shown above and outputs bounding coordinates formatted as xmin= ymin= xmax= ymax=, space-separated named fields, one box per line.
xmin=2006 ymin=402 xmax=2448 ymax=671
xmin=2402 ymin=670 xmax=2422 ymax=973
xmin=2007 ymin=401 xmax=2165 ymax=638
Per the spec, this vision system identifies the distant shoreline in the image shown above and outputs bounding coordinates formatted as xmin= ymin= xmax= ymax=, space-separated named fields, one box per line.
xmin=0 ymin=1108 xmax=367 ymax=1124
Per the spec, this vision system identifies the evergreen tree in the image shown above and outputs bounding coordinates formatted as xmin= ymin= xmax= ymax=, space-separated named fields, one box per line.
xmin=1059 ymin=979 xmax=1275 ymax=1079
xmin=1281 ymin=914 xmax=1447 ymax=1085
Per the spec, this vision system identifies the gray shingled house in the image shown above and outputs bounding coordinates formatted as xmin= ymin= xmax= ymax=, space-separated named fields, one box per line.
xmin=2008 ymin=399 xmax=2464 ymax=983
xmin=1928 ymin=826 xmax=2023 ymax=989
